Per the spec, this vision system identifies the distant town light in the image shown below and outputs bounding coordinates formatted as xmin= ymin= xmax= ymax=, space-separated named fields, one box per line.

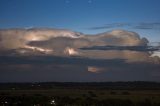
xmin=50 ymin=100 xmax=55 ymax=105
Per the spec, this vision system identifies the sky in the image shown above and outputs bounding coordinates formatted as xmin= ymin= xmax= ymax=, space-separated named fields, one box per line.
xmin=0 ymin=0 xmax=160 ymax=82
xmin=0 ymin=0 xmax=160 ymax=42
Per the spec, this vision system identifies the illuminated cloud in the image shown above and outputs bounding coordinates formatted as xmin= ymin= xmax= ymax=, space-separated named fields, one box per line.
xmin=0 ymin=28 xmax=159 ymax=64
xmin=24 ymin=45 xmax=53 ymax=54
xmin=151 ymin=51 xmax=160 ymax=57
xmin=64 ymin=47 xmax=79 ymax=56
xmin=0 ymin=28 xmax=82 ymax=51
xmin=0 ymin=28 xmax=148 ymax=51
xmin=87 ymin=66 xmax=106 ymax=73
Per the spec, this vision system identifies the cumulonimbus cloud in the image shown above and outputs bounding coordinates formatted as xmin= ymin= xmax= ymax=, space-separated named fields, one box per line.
xmin=0 ymin=28 xmax=160 ymax=82
xmin=0 ymin=28 xmax=159 ymax=63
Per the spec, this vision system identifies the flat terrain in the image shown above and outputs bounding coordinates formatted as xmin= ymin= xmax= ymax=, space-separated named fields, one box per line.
xmin=0 ymin=82 xmax=160 ymax=106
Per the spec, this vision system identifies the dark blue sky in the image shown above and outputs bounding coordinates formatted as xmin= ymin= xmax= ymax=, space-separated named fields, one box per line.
xmin=0 ymin=0 xmax=160 ymax=41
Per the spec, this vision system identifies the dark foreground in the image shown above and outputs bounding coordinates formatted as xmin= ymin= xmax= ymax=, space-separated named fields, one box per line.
xmin=0 ymin=82 xmax=160 ymax=106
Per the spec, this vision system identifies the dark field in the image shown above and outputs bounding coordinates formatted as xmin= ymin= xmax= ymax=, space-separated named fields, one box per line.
xmin=0 ymin=82 xmax=160 ymax=106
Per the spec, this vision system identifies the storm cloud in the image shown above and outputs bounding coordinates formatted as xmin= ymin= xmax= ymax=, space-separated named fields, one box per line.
xmin=0 ymin=28 xmax=160 ymax=82
xmin=0 ymin=28 xmax=159 ymax=62
xmin=0 ymin=28 xmax=150 ymax=55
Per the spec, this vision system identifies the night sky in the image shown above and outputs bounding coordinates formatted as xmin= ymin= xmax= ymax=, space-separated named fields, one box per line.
xmin=0 ymin=0 xmax=160 ymax=82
